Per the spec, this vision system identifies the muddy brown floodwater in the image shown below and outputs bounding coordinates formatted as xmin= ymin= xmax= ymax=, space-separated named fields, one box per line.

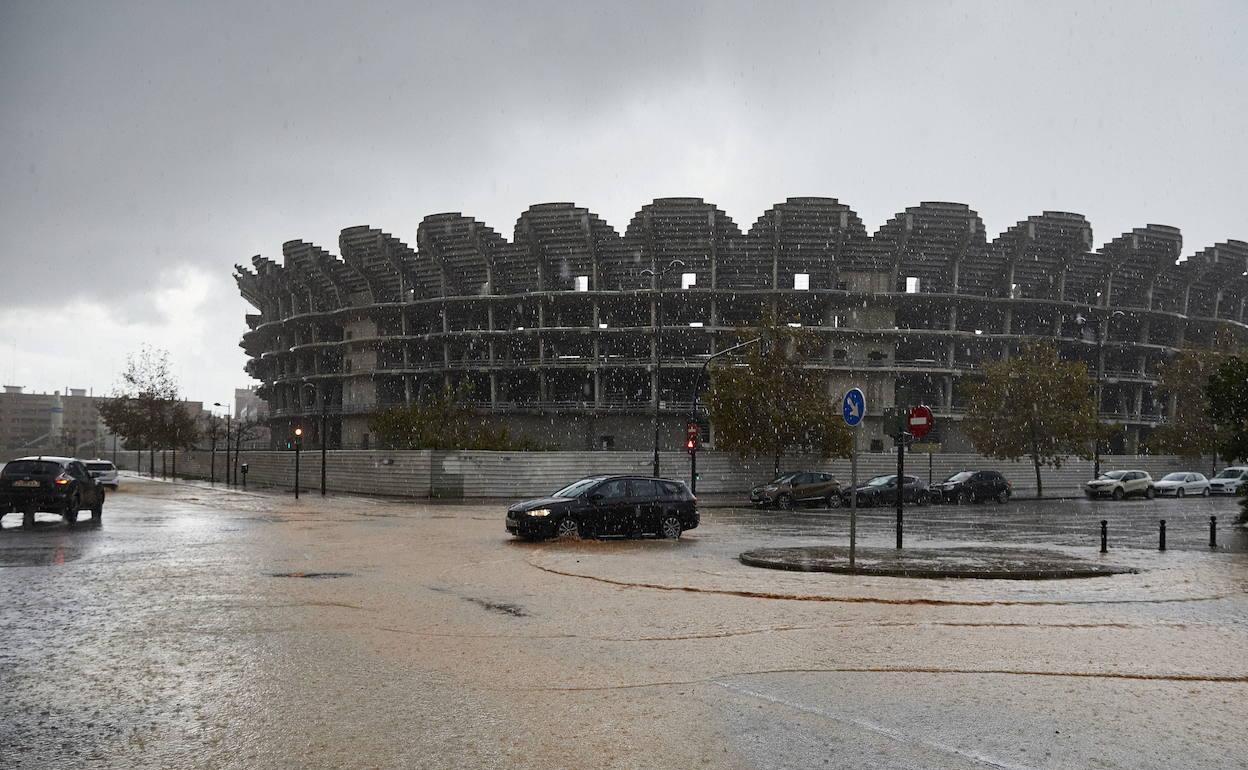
xmin=3 ymin=477 xmax=1247 ymax=769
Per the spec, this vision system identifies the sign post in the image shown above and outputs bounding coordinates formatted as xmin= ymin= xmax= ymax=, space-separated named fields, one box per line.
xmin=894 ymin=405 xmax=934 ymax=549
xmin=842 ymin=388 xmax=866 ymax=570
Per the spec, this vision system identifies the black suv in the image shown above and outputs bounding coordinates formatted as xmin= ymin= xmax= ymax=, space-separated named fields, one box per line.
xmin=844 ymin=474 xmax=930 ymax=507
xmin=932 ymin=470 xmax=1012 ymax=504
xmin=1 ymin=456 xmax=106 ymax=528
xmin=506 ymin=475 xmax=698 ymax=540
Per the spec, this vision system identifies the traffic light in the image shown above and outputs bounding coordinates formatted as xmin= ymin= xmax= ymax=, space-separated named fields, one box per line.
xmin=685 ymin=422 xmax=700 ymax=453
xmin=293 ymin=426 xmax=304 ymax=450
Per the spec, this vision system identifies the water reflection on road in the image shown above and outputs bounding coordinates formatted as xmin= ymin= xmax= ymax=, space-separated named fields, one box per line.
xmin=2 ymin=479 xmax=1246 ymax=769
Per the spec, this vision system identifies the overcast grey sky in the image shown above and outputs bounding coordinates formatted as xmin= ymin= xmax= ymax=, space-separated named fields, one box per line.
xmin=1 ymin=0 xmax=1245 ymax=407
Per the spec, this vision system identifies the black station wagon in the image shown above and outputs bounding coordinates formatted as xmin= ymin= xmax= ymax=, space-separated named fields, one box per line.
xmin=506 ymin=475 xmax=699 ymax=540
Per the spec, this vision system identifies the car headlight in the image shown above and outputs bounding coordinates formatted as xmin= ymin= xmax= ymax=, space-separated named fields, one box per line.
xmin=526 ymin=508 xmax=551 ymax=517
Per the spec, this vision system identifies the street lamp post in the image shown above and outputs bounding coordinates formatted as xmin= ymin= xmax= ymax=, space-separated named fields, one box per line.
xmin=213 ymin=402 xmax=232 ymax=486
xmin=293 ymin=426 xmax=303 ymax=499
xmin=1080 ymin=310 xmax=1125 ymax=478
xmin=303 ymin=382 xmax=327 ymax=497
xmin=686 ymin=337 xmax=762 ymax=494
xmin=640 ymin=259 xmax=686 ymax=478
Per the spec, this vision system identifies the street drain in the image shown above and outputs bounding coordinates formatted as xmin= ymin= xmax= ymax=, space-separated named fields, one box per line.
xmin=268 ymin=571 xmax=353 ymax=579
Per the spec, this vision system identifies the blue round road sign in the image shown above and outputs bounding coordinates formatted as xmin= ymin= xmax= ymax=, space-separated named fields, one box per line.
xmin=842 ymin=388 xmax=866 ymax=427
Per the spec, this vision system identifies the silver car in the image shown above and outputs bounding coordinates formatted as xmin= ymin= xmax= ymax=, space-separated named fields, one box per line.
xmin=1084 ymin=470 xmax=1154 ymax=500
xmin=1209 ymin=467 xmax=1248 ymax=496
xmin=85 ymin=459 xmax=120 ymax=490
xmin=1153 ymin=472 xmax=1210 ymax=498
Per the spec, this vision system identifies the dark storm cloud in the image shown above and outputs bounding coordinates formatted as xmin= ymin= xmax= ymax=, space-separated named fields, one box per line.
xmin=1 ymin=0 xmax=1245 ymax=400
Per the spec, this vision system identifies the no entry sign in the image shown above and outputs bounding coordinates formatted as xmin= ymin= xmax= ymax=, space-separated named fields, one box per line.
xmin=908 ymin=404 xmax=934 ymax=439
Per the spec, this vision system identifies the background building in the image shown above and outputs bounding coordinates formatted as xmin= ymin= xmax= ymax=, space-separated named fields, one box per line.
xmin=0 ymin=385 xmax=211 ymax=459
xmin=235 ymin=198 xmax=1248 ymax=452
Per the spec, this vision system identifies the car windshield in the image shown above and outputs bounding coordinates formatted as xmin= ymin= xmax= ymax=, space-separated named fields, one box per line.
xmin=945 ymin=472 xmax=974 ymax=482
xmin=552 ymin=477 xmax=604 ymax=498
xmin=86 ymin=462 xmax=114 ymax=472
xmin=866 ymin=475 xmax=895 ymax=487
xmin=1214 ymin=469 xmax=1244 ymax=479
xmin=1 ymin=460 xmax=61 ymax=476
xmin=1161 ymin=473 xmax=1187 ymax=482
xmin=1099 ymin=471 xmax=1128 ymax=480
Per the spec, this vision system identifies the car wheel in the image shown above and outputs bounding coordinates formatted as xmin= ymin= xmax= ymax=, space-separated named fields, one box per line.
xmin=1202 ymin=487 xmax=1210 ymax=497
xmin=22 ymin=507 xmax=35 ymax=529
xmin=915 ymin=491 xmax=929 ymax=507
xmin=825 ymin=494 xmax=842 ymax=509
xmin=64 ymin=496 xmax=79 ymax=527
xmin=1145 ymin=486 xmax=1156 ymax=500
xmin=957 ymin=490 xmax=972 ymax=506
xmin=555 ymin=517 xmax=581 ymax=540
xmin=659 ymin=514 xmax=682 ymax=539
xmin=91 ymin=492 xmax=104 ymax=521
xmin=1112 ymin=487 xmax=1125 ymax=501
xmin=1175 ymin=488 xmax=1184 ymax=498
xmin=995 ymin=490 xmax=1009 ymax=504
xmin=776 ymin=494 xmax=793 ymax=511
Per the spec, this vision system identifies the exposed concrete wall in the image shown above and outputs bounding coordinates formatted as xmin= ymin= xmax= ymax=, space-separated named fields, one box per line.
xmin=111 ymin=448 xmax=1220 ymax=500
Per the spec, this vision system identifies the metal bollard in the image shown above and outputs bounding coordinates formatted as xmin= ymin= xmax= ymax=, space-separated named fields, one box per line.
xmin=1210 ymin=516 xmax=1217 ymax=549
xmin=1159 ymin=519 xmax=1166 ymax=551
xmin=1100 ymin=520 xmax=1108 ymax=553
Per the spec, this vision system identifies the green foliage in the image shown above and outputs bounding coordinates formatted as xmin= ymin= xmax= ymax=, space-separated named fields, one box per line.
xmin=1147 ymin=336 xmax=1240 ymax=457
xmin=369 ymin=385 xmax=548 ymax=451
xmin=963 ymin=343 xmax=1098 ymax=497
xmin=705 ymin=324 xmax=851 ymax=473
xmin=1207 ymin=355 xmax=1248 ymax=463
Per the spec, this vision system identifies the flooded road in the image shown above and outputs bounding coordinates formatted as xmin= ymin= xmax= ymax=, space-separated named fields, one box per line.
xmin=3 ymin=478 xmax=1246 ymax=769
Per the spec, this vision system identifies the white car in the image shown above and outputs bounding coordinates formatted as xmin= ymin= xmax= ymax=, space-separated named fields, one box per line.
xmin=85 ymin=459 xmax=120 ymax=490
xmin=1084 ymin=470 xmax=1154 ymax=500
xmin=1153 ymin=472 xmax=1210 ymax=498
xmin=1209 ymin=467 xmax=1248 ymax=496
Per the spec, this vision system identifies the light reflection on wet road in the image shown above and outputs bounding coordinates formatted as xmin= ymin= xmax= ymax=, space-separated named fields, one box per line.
xmin=2 ymin=478 xmax=1246 ymax=769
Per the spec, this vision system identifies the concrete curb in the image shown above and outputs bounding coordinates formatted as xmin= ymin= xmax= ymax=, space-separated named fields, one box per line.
xmin=739 ymin=545 xmax=1137 ymax=580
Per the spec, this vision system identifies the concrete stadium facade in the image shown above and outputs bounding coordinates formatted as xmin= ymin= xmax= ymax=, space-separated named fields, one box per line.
xmin=235 ymin=198 xmax=1248 ymax=453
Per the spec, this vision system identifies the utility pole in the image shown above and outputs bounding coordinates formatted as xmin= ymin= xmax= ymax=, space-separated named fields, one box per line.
xmin=640 ymin=259 xmax=685 ymax=478
xmin=687 ymin=336 xmax=762 ymax=494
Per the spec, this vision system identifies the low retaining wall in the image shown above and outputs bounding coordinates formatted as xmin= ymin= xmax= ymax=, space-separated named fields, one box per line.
xmin=108 ymin=449 xmax=1217 ymax=500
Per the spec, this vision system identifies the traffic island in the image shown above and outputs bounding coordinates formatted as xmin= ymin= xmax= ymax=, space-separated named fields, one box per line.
xmin=739 ymin=545 xmax=1136 ymax=580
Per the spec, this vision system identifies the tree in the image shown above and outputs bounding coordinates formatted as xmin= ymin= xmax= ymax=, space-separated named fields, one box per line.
xmin=369 ymin=384 xmax=546 ymax=450
xmin=963 ymin=343 xmax=1098 ymax=498
xmin=97 ymin=346 xmax=181 ymax=475
xmin=1147 ymin=335 xmax=1240 ymax=458
xmin=1207 ymin=355 xmax=1248 ymax=464
xmin=704 ymin=324 xmax=851 ymax=476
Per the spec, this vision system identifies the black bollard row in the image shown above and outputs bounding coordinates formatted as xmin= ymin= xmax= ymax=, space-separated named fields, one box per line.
xmin=1159 ymin=519 xmax=1166 ymax=551
xmin=1210 ymin=516 xmax=1218 ymax=549
xmin=1100 ymin=520 xmax=1108 ymax=553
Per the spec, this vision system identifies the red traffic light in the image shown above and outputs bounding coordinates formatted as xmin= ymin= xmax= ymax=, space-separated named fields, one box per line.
xmin=685 ymin=422 xmax=700 ymax=452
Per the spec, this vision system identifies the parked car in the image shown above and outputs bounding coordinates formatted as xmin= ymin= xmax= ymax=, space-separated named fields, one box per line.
xmin=85 ymin=459 xmax=120 ymax=490
xmin=1153 ymin=472 xmax=1211 ymax=498
xmin=1209 ymin=467 xmax=1248 ymax=496
xmin=931 ymin=470 xmax=1011 ymax=504
xmin=750 ymin=471 xmax=843 ymax=509
xmin=1084 ymin=470 xmax=1154 ymax=500
xmin=506 ymin=475 xmax=698 ymax=541
xmin=0 ymin=456 xmax=106 ymax=528
xmin=844 ymin=474 xmax=929 ymax=507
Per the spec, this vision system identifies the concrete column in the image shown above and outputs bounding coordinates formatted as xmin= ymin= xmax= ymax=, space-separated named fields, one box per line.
xmin=489 ymin=372 xmax=498 ymax=407
xmin=1133 ymin=385 xmax=1144 ymax=419
xmin=1002 ymin=308 xmax=1013 ymax=335
xmin=944 ymin=374 xmax=954 ymax=411
xmin=593 ymin=369 xmax=602 ymax=408
xmin=650 ymin=368 xmax=659 ymax=407
xmin=538 ymin=372 xmax=547 ymax=404
xmin=709 ymin=296 xmax=718 ymax=326
xmin=1126 ymin=426 xmax=1140 ymax=454
xmin=948 ymin=306 xmax=958 ymax=331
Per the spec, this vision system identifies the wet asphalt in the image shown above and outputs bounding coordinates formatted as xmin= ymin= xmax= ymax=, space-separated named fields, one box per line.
xmin=2 ymin=477 xmax=1246 ymax=769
